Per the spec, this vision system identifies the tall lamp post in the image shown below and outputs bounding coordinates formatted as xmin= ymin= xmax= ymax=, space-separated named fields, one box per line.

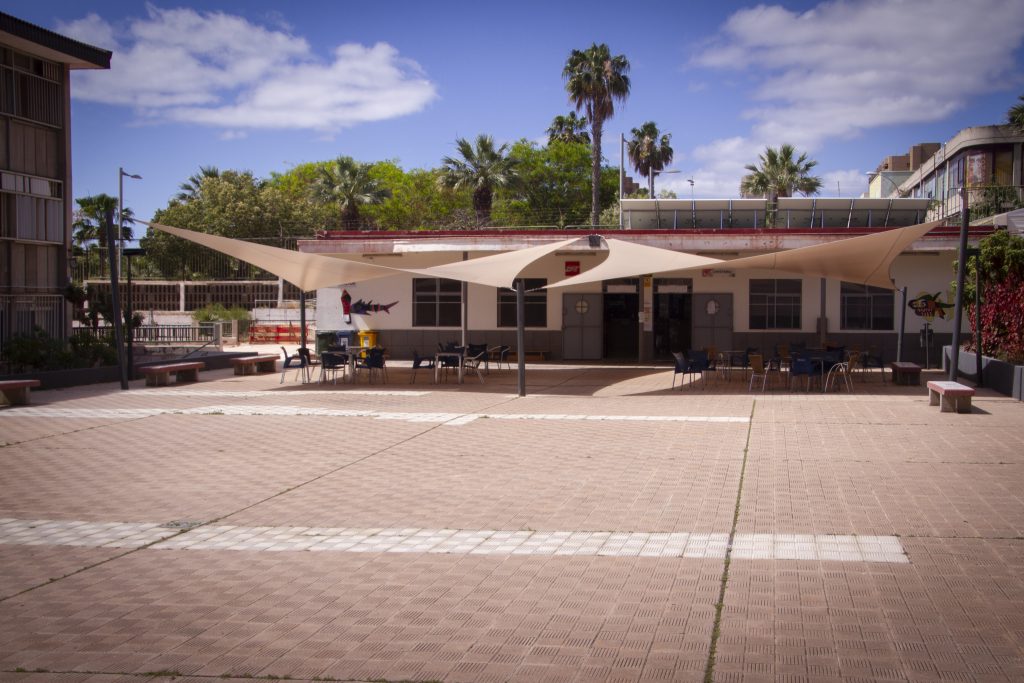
xmin=118 ymin=167 xmax=142 ymax=275
xmin=123 ymin=247 xmax=145 ymax=381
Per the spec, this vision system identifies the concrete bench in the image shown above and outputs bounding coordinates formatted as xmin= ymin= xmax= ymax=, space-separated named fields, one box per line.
xmin=140 ymin=361 xmax=205 ymax=387
xmin=927 ymin=380 xmax=976 ymax=413
xmin=891 ymin=361 xmax=922 ymax=386
xmin=229 ymin=355 xmax=278 ymax=376
xmin=0 ymin=379 xmax=41 ymax=406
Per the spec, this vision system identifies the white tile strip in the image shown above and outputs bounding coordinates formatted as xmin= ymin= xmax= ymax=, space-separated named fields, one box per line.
xmin=0 ymin=406 xmax=749 ymax=427
xmin=0 ymin=518 xmax=907 ymax=563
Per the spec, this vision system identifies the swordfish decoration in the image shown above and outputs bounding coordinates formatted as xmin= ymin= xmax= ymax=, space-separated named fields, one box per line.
xmin=340 ymin=289 xmax=397 ymax=319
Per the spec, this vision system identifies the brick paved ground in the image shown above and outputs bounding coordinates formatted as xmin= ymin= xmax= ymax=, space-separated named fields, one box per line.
xmin=0 ymin=351 xmax=1022 ymax=682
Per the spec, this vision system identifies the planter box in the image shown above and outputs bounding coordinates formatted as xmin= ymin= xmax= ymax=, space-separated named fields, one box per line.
xmin=943 ymin=346 xmax=1023 ymax=400
xmin=0 ymin=365 xmax=121 ymax=390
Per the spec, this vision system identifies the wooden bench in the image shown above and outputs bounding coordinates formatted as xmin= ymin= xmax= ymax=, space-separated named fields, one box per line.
xmin=0 ymin=379 xmax=41 ymax=406
xmin=891 ymin=361 xmax=922 ymax=386
xmin=140 ymin=361 xmax=206 ymax=387
xmin=927 ymin=380 xmax=976 ymax=413
xmin=230 ymin=355 xmax=278 ymax=376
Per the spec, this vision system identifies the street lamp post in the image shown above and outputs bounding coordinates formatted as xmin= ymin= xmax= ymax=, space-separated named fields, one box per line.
xmin=124 ymin=247 xmax=145 ymax=381
xmin=118 ymin=167 xmax=142 ymax=276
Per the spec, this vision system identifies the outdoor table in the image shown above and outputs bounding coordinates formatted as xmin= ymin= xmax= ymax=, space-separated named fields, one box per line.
xmin=435 ymin=351 xmax=464 ymax=384
xmin=722 ymin=350 xmax=748 ymax=381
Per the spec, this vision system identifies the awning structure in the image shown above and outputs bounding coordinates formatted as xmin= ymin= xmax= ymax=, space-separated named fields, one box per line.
xmin=546 ymin=238 xmax=724 ymax=289
xmin=147 ymin=221 xmax=402 ymax=291
xmin=406 ymin=237 xmax=583 ymax=289
xmin=723 ymin=219 xmax=942 ymax=289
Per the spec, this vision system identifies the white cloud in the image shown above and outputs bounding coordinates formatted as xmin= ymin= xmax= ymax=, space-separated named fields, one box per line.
xmin=685 ymin=0 xmax=1024 ymax=197
xmin=218 ymin=130 xmax=248 ymax=141
xmin=57 ymin=6 xmax=437 ymax=133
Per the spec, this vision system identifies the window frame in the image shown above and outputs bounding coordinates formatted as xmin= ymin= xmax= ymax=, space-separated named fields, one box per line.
xmin=840 ymin=282 xmax=894 ymax=331
xmin=748 ymin=278 xmax=802 ymax=330
xmin=412 ymin=277 xmax=462 ymax=327
xmin=497 ymin=278 xmax=547 ymax=328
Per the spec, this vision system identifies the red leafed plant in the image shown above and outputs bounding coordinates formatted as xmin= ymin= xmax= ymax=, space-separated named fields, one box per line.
xmin=965 ymin=274 xmax=1024 ymax=364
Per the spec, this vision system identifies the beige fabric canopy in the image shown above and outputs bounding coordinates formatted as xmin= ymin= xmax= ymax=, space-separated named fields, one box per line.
xmin=407 ymin=237 xmax=583 ymax=288
xmin=723 ymin=220 xmax=942 ymax=289
xmin=146 ymin=221 xmax=403 ymax=291
xmin=546 ymin=238 xmax=724 ymax=289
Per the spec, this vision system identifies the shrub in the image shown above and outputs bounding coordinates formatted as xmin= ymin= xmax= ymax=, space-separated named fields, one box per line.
xmin=1 ymin=327 xmax=118 ymax=372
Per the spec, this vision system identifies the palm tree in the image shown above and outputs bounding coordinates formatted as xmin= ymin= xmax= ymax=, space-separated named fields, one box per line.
xmin=312 ymin=156 xmax=391 ymax=228
xmin=73 ymin=194 xmax=134 ymax=275
xmin=563 ymin=43 xmax=630 ymax=227
xmin=547 ymin=112 xmax=590 ymax=145
xmin=439 ymin=135 xmax=517 ymax=226
xmin=627 ymin=122 xmax=674 ymax=197
xmin=740 ymin=144 xmax=823 ymax=226
xmin=175 ymin=165 xmax=220 ymax=202
xmin=1008 ymin=94 xmax=1024 ymax=135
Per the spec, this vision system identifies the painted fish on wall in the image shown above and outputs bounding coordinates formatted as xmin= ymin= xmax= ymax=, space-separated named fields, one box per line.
xmin=908 ymin=292 xmax=954 ymax=320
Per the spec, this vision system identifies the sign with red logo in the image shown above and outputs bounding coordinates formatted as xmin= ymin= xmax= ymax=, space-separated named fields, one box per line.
xmin=565 ymin=261 xmax=581 ymax=276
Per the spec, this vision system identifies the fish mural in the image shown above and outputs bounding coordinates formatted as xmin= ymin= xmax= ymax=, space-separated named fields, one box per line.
xmin=908 ymin=292 xmax=954 ymax=320
xmin=341 ymin=289 xmax=397 ymax=317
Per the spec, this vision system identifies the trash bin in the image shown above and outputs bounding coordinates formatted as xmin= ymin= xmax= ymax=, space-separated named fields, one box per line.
xmin=357 ymin=330 xmax=378 ymax=348
xmin=316 ymin=331 xmax=336 ymax=355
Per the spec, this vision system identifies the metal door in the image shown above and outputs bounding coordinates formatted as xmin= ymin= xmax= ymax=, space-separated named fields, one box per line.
xmin=562 ymin=293 xmax=602 ymax=360
xmin=691 ymin=293 xmax=733 ymax=352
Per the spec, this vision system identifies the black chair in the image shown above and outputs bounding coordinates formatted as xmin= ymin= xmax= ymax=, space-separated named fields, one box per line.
xmin=355 ymin=347 xmax=387 ymax=384
xmin=491 ymin=345 xmax=511 ymax=370
xmin=319 ymin=351 xmax=347 ymax=384
xmin=687 ymin=349 xmax=714 ymax=389
xmin=437 ymin=342 xmax=461 ymax=381
xmin=280 ymin=346 xmax=310 ymax=384
xmin=462 ymin=349 xmax=487 ymax=383
xmin=671 ymin=352 xmax=688 ymax=390
xmin=410 ymin=350 xmax=435 ymax=384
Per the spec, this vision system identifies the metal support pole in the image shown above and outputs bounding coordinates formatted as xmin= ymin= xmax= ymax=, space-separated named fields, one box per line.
xmin=105 ymin=209 xmax=128 ymax=391
xmin=975 ymin=254 xmax=983 ymax=388
xmin=618 ymin=134 xmax=625 ymax=229
xmin=461 ymin=251 xmax=468 ymax=347
xmin=299 ymin=291 xmax=307 ymax=350
xmin=896 ymin=286 xmax=907 ymax=362
xmin=949 ymin=186 xmax=969 ymax=381
xmin=126 ymin=255 xmax=134 ymax=381
xmin=516 ymin=278 xmax=526 ymax=397
xmin=117 ymin=167 xmax=124 ymax=278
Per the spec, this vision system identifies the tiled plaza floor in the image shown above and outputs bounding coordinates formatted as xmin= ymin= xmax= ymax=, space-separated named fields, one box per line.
xmin=0 ymin=353 xmax=1022 ymax=682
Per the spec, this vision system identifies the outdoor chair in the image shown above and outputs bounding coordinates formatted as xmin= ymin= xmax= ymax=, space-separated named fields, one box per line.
xmin=437 ymin=342 xmax=461 ymax=382
xmin=280 ymin=346 xmax=310 ymax=384
xmin=410 ymin=350 xmax=435 ymax=384
xmin=825 ymin=360 xmax=854 ymax=393
xmin=319 ymin=351 xmax=347 ymax=384
xmin=688 ymin=349 xmax=715 ymax=388
xmin=749 ymin=354 xmax=768 ymax=392
xmin=861 ymin=347 xmax=886 ymax=382
xmin=490 ymin=345 xmax=511 ymax=370
xmin=355 ymin=347 xmax=387 ymax=384
xmin=462 ymin=349 xmax=487 ymax=384
xmin=671 ymin=352 xmax=689 ymax=390
xmin=789 ymin=355 xmax=816 ymax=391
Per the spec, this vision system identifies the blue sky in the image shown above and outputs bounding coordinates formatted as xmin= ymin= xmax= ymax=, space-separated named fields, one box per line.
xmin=8 ymin=0 xmax=1024 ymax=224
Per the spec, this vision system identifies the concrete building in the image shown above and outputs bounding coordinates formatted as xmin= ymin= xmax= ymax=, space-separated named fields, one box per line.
xmin=0 ymin=12 xmax=110 ymax=348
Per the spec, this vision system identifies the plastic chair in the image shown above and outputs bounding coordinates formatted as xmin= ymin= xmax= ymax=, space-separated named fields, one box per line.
xmin=671 ymin=352 xmax=688 ymax=390
xmin=462 ymin=349 xmax=487 ymax=384
xmin=789 ymin=356 xmax=815 ymax=391
xmin=749 ymin=354 xmax=767 ymax=392
xmin=319 ymin=351 xmax=347 ymax=384
xmin=825 ymin=361 xmax=854 ymax=393
xmin=355 ymin=347 xmax=387 ymax=384
xmin=280 ymin=346 xmax=310 ymax=384
xmin=490 ymin=345 xmax=511 ymax=370
xmin=410 ymin=350 xmax=435 ymax=384
xmin=687 ymin=349 xmax=714 ymax=389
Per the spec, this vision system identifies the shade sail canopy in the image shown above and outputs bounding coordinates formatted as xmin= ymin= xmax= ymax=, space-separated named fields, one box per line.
xmin=724 ymin=220 xmax=942 ymax=289
xmin=147 ymin=221 xmax=403 ymax=291
xmin=547 ymin=238 xmax=723 ymax=289
xmin=406 ymin=237 xmax=582 ymax=288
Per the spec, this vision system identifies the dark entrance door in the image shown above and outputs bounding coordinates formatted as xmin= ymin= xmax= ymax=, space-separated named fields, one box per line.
xmin=562 ymin=293 xmax=603 ymax=360
xmin=653 ymin=280 xmax=692 ymax=359
xmin=603 ymin=280 xmax=638 ymax=359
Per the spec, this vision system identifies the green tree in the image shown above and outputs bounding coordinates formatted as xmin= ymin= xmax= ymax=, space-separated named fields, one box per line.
xmin=627 ymin=121 xmax=674 ymax=197
xmin=312 ymin=156 xmax=391 ymax=229
xmin=1008 ymin=94 xmax=1024 ymax=135
xmin=174 ymin=165 xmax=221 ymax=202
xmin=439 ymin=134 xmax=517 ymax=226
xmin=546 ymin=112 xmax=590 ymax=145
xmin=563 ymin=43 xmax=630 ymax=227
xmin=740 ymin=144 xmax=823 ymax=226
xmin=73 ymin=193 xmax=134 ymax=275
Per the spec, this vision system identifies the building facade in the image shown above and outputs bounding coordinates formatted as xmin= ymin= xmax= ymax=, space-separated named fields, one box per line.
xmin=0 ymin=12 xmax=110 ymax=349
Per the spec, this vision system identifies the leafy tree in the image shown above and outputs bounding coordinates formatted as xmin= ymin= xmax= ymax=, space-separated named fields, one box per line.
xmin=175 ymin=165 xmax=221 ymax=202
xmin=72 ymin=193 xmax=134 ymax=275
xmin=312 ymin=156 xmax=391 ymax=229
xmin=547 ymin=112 xmax=590 ymax=145
xmin=627 ymin=121 xmax=674 ymax=196
xmin=1008 ymin=94 xmax=1024 ymax=135
xmin=362 ymin=162 xmax=468 ymax=230
xmin=957 ymin=230 xmax=1024 ymax=362
xmin=439 ymin=134 xmax=517 ymax=226
xmin=740 ymin=144 xmax=823 ymax=226
xmin=563 ymin=43 xmax=630 ymax=227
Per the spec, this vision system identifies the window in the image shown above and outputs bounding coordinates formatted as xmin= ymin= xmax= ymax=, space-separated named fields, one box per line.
xmin=497 ymin=278 xmax=547 ymax=327
xmin=749 ymin=279 xmax=801 ymax=329
xmin=413 ymin=278 xmax=461 ymax=327
xmin=840 ymin=282 xmax=894 ymax=330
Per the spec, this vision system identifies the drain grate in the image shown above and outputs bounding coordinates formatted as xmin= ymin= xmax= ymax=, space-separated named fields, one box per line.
xmin=160 ymin=520 xmax=204 ymax=530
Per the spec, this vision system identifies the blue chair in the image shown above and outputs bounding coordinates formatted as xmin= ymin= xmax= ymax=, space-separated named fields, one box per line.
xmin=687 ymin=349 xmax=714 ymax=389
xmin=280 ymin=346 xmax=310 ymax=384
xmin=410 ymin=350 xmax=435 ymax=384
xmin=671 ymin=352 xmax=689 ymax=390
xmin=355 ymin=347 xmax=387 ymax=384
xmin=789 ymin=355 xmax=815 ymax=391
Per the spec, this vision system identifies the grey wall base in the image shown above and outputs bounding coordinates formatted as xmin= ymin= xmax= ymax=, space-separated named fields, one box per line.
xmin=942 ymin=347 xmax=1024 ymax=400
xmin=373 ymin=330 xmax=565 ymax=362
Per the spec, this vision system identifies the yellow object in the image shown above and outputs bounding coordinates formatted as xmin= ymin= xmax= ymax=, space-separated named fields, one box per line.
xmin=357 ymin=330 xmax=378 ymax=348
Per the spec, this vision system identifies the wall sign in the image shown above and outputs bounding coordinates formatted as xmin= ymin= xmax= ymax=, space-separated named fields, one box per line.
xmin=565 ymin=261 xmax=581 ymax=276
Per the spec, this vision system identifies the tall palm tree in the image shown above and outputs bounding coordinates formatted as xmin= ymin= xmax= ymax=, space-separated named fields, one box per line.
xmin=312 ymin=156 xmax=391 ymax=228
xmin=1008 ymin=94 xmax=1024 ymax=135
xmin=740 ymin=144 xmax=823 ymax=226
xmin=627 ymin=121 xmax=674 ymax=197
xmin=175 ymin=165 xmax=220 ymax=202
xmin=563 ymin=43 xmax=630 ymax=227
xmin=73 ymin=194 xmax=134 ymax=275
xmin=547 ymin=112 xmax=590 ymax=145
xmin=439 ymin=134 xmax=517 ymax=226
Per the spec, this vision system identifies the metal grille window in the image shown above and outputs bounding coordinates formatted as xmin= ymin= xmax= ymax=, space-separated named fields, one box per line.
xmin=749 ymin=279 xmax=801 ymax=329
xmin=497 ymin=278 xmax=547 ymax=327
xmin=413 ymin=278 xmax=461 ymax=327
xmin=840 ymin=282 xmax=894 ymax=330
